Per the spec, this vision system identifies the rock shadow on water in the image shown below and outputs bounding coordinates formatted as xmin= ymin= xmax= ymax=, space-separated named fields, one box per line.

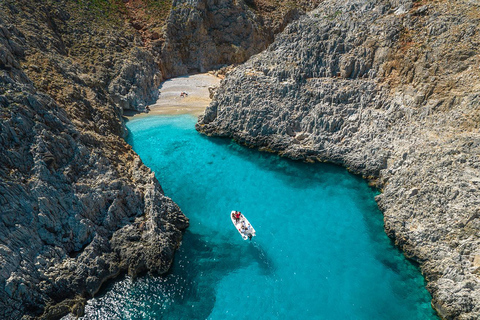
xmin=354 ymin=192 xmax=437 ymax=317
xmin=77 ymin=230 xmax=275 ymax=319
xmin=201 ymin=135 xmax=354 ymax=190
xmin=358 ymin=195 xmax=419 ymax=274
xmin=154 ymin=230 xmax=276 ymax=319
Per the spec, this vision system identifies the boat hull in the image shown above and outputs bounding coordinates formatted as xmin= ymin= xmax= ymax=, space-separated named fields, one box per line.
xmin=230 ymin=211 xmax=256 ymax=240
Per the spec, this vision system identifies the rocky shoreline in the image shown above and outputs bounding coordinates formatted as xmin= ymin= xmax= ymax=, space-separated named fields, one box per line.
xmin=0 ymin=1 xmax=189 ymax=318
xmin=0 ymin=0 xmax=318 ymax=318
xmin=197 ymin=0 xmax=480 ymax=319
xmin=3 ymin=0 xmax=478 ymax=318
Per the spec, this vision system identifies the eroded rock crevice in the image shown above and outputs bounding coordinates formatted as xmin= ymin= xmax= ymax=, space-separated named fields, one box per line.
xmin=161 ymin=0 xmax=321 ymax=77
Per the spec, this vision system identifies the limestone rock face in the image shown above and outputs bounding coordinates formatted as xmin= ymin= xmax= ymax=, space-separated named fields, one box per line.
xmin=161 ymin=0 xmax=321 ymax=77
xmin=0 ymin=0 xmax=322 ymax=317
xmin=108 ymin=47 xmax=162 ymax=112
xmin=0 ymin=1 xmax=188 ymax=319
xmin=198 ymin=0 xmax=480 ymax=318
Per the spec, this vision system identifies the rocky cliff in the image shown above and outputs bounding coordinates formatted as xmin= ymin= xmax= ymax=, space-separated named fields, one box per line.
xmin=0 ymin=0 xmax=319 ymax=318
xmin=161 ymin=0 xmax=320 ymax=76
xmin=0 ymin=1 xmax=188 ymax=318
xmin=198 ymin=0 xmax=480 ymax=319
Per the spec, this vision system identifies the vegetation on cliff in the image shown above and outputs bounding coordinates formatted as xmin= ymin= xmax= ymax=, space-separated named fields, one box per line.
xmin=0 ymin=0 xmax=319 ymax=318
xmin=0 ymin=0 xmax=184 ymax=318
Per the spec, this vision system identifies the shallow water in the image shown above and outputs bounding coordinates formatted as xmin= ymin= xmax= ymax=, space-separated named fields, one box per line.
xmin=79 ymin=115 xmax=437 ymax=319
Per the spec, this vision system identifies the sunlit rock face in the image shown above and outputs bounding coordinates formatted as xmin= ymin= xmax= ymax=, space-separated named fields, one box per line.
xmin=161 ymin=0 xmax=321 ymax=76
xmin=198 ymin=1 xmax=480 ymax=318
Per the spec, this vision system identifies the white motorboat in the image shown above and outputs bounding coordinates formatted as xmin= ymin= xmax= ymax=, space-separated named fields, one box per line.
xmin=231 ymin=211 xmax=256 ymax=240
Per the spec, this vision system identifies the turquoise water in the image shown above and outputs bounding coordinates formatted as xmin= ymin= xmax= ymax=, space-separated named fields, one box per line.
xmin=81 ymin=115 xmax=437 ymax=319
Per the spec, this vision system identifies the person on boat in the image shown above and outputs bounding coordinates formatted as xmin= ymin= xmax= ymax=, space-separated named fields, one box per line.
xmin=235 ymin=211 xmax=241 ymax=223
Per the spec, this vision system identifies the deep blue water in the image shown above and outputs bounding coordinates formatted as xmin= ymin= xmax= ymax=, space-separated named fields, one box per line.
xmin=80 ymin=115 xmax=437 ymax=319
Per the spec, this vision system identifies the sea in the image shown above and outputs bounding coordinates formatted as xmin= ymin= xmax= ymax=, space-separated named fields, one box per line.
xmin=77 ymin=114 xmax=438 ymax=320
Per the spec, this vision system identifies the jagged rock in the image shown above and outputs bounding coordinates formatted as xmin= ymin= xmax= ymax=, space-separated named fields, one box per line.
xmin=0 ymin=0 xmax=321 ymax=317
xmin=108 ymin=48 xmax=162 ymax=112
xmin=198 ymin=0 xmax=480 ymax=318
xmin=161 ymin=0 xmax=321 ymax=77
xmin=0 ymin=1 xmax=189 ymax=319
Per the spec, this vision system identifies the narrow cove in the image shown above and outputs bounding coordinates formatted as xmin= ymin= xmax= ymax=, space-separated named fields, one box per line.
xmin=75 ymin=113 xmax=438 ymax=319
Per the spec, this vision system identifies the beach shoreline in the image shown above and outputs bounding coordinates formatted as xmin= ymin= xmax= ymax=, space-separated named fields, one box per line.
xmin=125 ymin=73 xmax=221 ymax=119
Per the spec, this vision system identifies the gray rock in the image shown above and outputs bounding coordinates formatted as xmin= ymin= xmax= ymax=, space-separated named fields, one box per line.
xmin=108 ymin=48 xmax=162 ymax=113
xmin=161 ymin=0 xmax=321 ymax=77
xmin=0 ymin=0 xmax=324 ymax=317
xmin=198 ymin=0 xmax=480 ymax=318
xmin=0 ymin=2 xmax=188 ymax=319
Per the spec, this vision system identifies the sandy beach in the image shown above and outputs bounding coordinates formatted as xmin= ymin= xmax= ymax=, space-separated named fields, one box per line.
xmin=126 ymin=73 xmax=221 ymax=119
